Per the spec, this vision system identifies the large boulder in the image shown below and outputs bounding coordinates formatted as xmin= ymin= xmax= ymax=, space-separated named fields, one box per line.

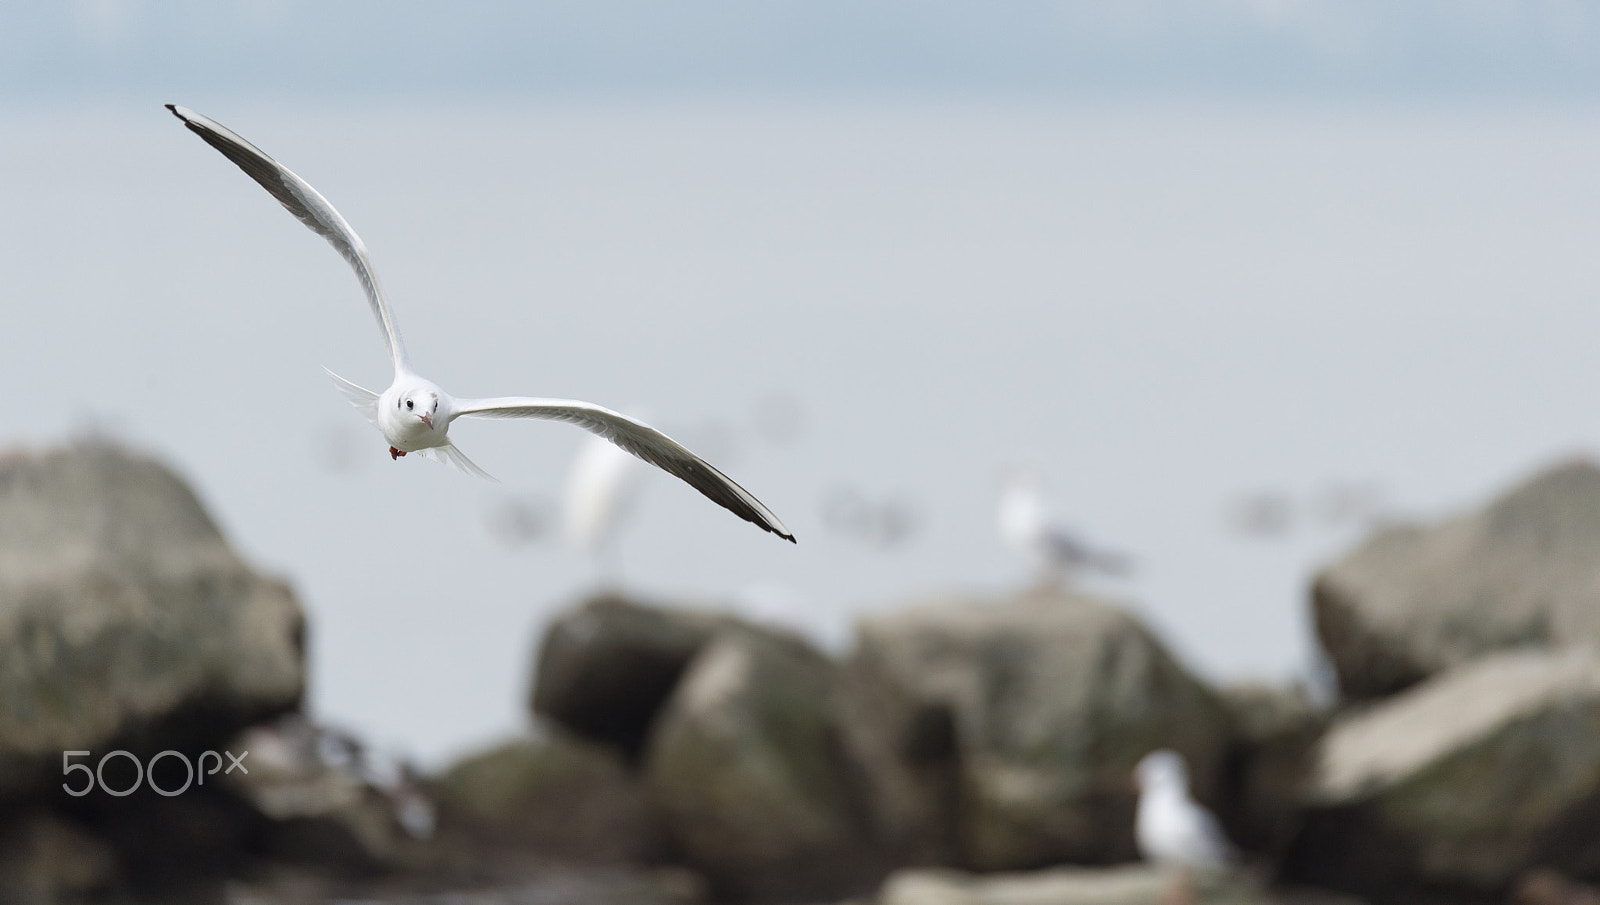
xmin=531 ymin=593 xmax=732 ymax=759
xmin=1314 ymin=459 xmax=1600 ymax=701
xmin=1283 ymin=648 xmax=1600 ymax=900
xmin=643 ymin=629 xmax=879 ymax=902
xmin=0 ymin=444 xmax=305 ymax=798
xmin=842 ymin=585 xmax=1233 ymax=871
xmin=432 ymin=726 xmax=663 ymax=863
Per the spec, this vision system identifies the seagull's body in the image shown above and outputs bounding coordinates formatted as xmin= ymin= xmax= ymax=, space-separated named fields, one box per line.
xmin=998 ymin=472 xmax=1127 ymax=579
xmin=167 ymin=104 xmax=792 ymax=542
xmin=1133 ymin=749 xmax=1234 ymax=870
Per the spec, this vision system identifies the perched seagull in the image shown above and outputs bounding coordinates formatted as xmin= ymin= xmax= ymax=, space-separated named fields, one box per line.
xmin=1133 ymin=749 xmax=1234 ymax=870
xmin=997 ymin=470 xmax=1128 ymax=580
xmin=167 ymin=105 xmax=793 ymax=543
xmin=565 ymin=431 xmax=643 ymax=561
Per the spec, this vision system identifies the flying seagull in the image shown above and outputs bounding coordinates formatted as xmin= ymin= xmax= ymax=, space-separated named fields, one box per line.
xmin=167 ymin=104 xmax=793 ymax=543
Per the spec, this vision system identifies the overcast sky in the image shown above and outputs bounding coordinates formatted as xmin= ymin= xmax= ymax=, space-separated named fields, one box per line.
xmin=6 ymin=1 xmax=1600 ymax=101
xmin=9 ymin=1 xmax=1600 ymax=761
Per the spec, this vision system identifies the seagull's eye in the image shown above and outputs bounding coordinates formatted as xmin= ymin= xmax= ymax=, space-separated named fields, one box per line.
xmin=406 ymin=400 xmax=414 ymax=410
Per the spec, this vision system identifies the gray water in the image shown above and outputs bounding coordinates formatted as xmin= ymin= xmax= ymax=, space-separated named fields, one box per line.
xmin=5 ymin=98 xmax=1598 ymax=765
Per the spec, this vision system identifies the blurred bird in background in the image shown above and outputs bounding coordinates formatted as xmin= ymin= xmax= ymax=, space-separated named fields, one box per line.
xmin=564 ymin=431 xmax=645 ymax=582
xmin=821 ymin=483 xmax=921 ymax=551
xmin=998 ymin=468 xmax=1130 ymax=584
xmin=1134 ymin=749 xmax=1235 ymax=903
xmin=484 ymin=493 xmax=558 ymax=548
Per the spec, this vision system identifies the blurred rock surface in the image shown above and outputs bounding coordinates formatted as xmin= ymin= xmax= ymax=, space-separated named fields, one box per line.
xmin=0 ymin=813 xmax=117 ymax=905
xmin=220 ymin=863 xmax=709 ymax=905
xmin=1511 ymin=869 xmax=1600 ymax=905
xmin=1284 ymin=647 xmax=1600 ymax=899
xmin=531 ymin=593 xmax=733 ymax=759
xmin=879 ymin=865 xmax=1269 ymax=905
xmin=225 ymin=716 xmax=424 ymax=873
xmin=643 ymin=628 xmax=879 ymax=902
xmin=1314 ymin=459 xmax=1600 ymax=701
xmin=1217 ymin=683 xmax=1326 ymax=857
xmin=0 ymin=444 xmax=305 ymax=797
xmin=841 ymin=585 xmax=1233 ymax=871
xmin=432 ymin=727 xmax=662 ymax=863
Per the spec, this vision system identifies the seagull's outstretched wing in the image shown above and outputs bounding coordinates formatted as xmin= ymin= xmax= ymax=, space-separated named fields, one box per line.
xmin=324 ymin=368 xmax=380 ymax=427
xmin=166 ymin=104 xmax=408 ymax=372
xmin=454 ymin=397 xmax=795 ymax=542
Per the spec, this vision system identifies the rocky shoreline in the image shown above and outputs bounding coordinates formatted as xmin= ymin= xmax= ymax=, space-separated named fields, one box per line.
xmin=6 ymin=444 xmax=1600 ymax=905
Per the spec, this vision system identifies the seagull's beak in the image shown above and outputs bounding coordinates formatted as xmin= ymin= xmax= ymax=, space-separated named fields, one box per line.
xmin=420 ymin=413 xmax=433 ymax=428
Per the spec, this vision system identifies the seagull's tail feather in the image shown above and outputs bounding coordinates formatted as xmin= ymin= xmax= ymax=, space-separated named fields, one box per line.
xmin=417 ymin=442 xmax=498 ymax=483
xmin=324 ymin=368 xmax=381 ymax=427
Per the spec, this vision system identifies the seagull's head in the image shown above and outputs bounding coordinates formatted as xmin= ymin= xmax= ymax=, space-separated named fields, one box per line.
xmin=1133 ymin=749 xmax=1188 ymax=794
xmin=400 ymin=390 xmax=440 ymax=429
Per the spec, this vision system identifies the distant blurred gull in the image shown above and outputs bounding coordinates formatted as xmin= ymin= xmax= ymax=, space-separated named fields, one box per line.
xmin=1134 ymin=749 xmax=1234 ymax=870
xmin=565 ymin=431 xmax=643 ymax=566
xmin=822 ymin=484 xmax=920 ymax=550
xmin=485 ymin=494 xmax=557 ymax=547
xmin=167 ymin=104 xmax=792 ymax=542
xmin=1312 ymin=480 xmax=1389 ymax=529
xmin=998 ymin=470 xmax=1129 ymax=580
xmin=1224 ymin=490 xmax=1295 ymax=539
xmin=1224 ymin=482 xmax=1390 ymax=540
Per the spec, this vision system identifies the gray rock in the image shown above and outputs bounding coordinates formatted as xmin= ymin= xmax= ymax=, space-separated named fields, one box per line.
xmin=1216 ymin=683 xmax=1327 ymax=857
xmin=843 ymin=585 xmax=1233 ymax=871
xmin=643 ymin=629 xmax=878 ymax=901
xmin=1511 ymin=869 xmax=1600 ymax=905
xmin=531 ymin=593 xmax=732 ymax=758
xmin=1284 ymin=647 xmax=1600 ymax=898
xmin=1314 ymin=459 xmax=1600 ymax=701
xmin=223 ymin=864 xmax=709 ymax=905
xmin=226 ymin=716 xmax=419 ymax=872
xmin=836 ymin=633 xmax=965 ymax=868
xmin=0 ymin=813 xmax=117 ymax=905
xmin=432 ymin=727 xmax=662 ymax=863
xmin=879 ymin=865 xmax=1268 ymax=905
xmin=0 ymin=444 xmax=305 ymax=796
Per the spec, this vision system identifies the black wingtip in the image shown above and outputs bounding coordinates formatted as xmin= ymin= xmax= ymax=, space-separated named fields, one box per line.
xmin=164 ymin=103 xmax=178 ymax=116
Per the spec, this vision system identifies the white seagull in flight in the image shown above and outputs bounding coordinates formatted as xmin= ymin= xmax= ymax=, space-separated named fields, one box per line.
xmin=167 ymin=104 xmax=794 ymax=543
